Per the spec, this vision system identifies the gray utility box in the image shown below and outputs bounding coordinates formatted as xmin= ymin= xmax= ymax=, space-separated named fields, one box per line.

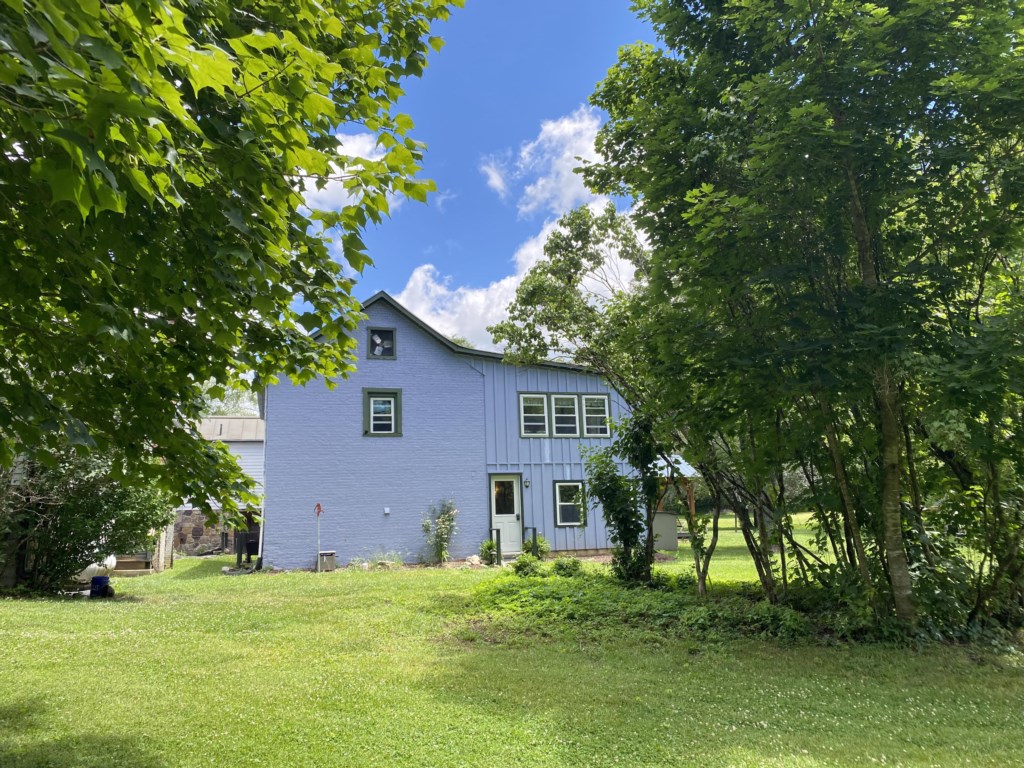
xmin=318 ymin=551 xmax=338 ymax=572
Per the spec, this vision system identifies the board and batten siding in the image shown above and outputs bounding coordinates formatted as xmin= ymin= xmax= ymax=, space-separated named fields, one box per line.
xmin=472 ymin=359 xmax=632 ymax=552
xmin=262 ymin=302 xmax=487 ymax=569
xmin=229 ymin=440 xmax=265 ymax=493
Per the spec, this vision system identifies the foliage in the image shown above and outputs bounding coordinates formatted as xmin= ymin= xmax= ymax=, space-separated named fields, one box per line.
xmin=0 ymin=447 xmax=171 ymax=592
xmin=524 ymin=532 xmax=551 ymax=559
xmin=583 ymin=414 xmax=667 ymax=583
xmin=0 ymin=0 xmax=459 ymax=520
xmin=474 ymin=571 xmax=816 ymax=643
xmin=510 ymin=553 xmax=542 ymax=577
xmin=581 ymin=0 xmax=1024 ymax=632
xmin=421 ymin=498 xmax=458 ymax=564
xmin=201 ymin=380 xmax=259 ymax=417
xmin=551 ymin=556 xmax=584 ymax=578
xmin=479 ymin=538 xmax=498 ymax=566
xmin=582 ymin=447 xmax=646 ymax=581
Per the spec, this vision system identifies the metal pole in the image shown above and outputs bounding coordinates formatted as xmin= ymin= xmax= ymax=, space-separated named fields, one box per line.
xmin=317 ymin=512 xmax=321 ymax=573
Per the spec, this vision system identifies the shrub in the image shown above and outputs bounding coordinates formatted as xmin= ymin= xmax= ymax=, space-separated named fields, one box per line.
xmin=551 ymin=557 xmax=584 ymax=577
xmin=649 ymin=569 xmax=697 ymax=591
xmin=511 ymin=553 xmax=542 ymax=577
xmin=471 ymin=572 xmax=817 ymax=642
xmin=0 ymin=448 xmax=172 ymax=592
xmin=421 ymin=498 xmax=458 ymax=564
xmin=479 ymin=539 xmax=498 ymax=566
xmin=523 ymin=533 xmax=551 ymax=559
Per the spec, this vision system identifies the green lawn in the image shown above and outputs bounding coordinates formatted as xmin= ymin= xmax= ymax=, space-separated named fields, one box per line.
xmin=663 ymin=511 xmax=825 ymax=584
xmin=1 ymin=557 xmax=1021 ymax=768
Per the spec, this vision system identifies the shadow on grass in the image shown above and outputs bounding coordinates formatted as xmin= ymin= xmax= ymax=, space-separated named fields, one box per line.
xmin=0 ymin=698 xmax=165 ymax=768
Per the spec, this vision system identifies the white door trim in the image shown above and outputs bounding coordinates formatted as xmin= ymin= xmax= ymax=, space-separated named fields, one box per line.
xmin=489 ymin=474 xmax=523 ymax=555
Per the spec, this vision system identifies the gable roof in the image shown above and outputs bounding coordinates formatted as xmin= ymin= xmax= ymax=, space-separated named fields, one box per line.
xmin=354 ymin=291 xmax=590 ymax=373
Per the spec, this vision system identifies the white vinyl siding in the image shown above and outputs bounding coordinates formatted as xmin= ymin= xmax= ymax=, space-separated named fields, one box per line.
xmin=555 ymin=481 xmax=584 ymax=527
xmin=582 ymin=395 xmax=610 ymax=437
xmin=519 ymin=394 xmax=548 ymax=436
xmin=551 ymin=395 xmax=580 ymax=437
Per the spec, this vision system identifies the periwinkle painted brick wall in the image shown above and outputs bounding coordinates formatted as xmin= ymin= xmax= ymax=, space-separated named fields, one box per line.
xmin=263 ymin=303 xmax=487 ymax=568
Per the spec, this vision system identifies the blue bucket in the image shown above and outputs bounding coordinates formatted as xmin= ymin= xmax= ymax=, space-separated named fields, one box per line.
xmin=90 ymin=575 xmax=110 ymax=598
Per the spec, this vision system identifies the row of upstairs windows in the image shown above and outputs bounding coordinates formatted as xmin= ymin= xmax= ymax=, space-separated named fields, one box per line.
xmin=519 ymin=393 xmax=610 ymax=439
xmin=363 ymin=390 xmax=611 ymax=440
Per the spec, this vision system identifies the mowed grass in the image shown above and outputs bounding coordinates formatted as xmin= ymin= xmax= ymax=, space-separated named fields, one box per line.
xmin=661 ymin=512 xmax=832 ymax=584
xmin=0 ymin=557 xmax=1022 ymax=768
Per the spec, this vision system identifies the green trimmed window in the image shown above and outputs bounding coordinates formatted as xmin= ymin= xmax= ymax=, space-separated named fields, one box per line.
xmin=551 ymin=395 xmax=580 ymax=436
xmin=555 ymin=481 xmax=584 ymax=527
xmin=582 ymin=395 xmax=610 ymax=437
xmin=519 ymin=394 xmax=548 ymax=436
xmin=363 ymin=388 xmax=402 ymax=436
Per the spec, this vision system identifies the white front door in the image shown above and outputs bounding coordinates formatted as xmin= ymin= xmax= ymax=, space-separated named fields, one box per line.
xmin=490 ymin=475 xmax=523 ymax=555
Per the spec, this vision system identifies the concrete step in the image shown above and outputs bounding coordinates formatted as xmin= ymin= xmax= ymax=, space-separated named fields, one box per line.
xmin=112 ymin=568 xmax=154 ymax=578
xmin=114 ymin=558 xmax=151 ymax=570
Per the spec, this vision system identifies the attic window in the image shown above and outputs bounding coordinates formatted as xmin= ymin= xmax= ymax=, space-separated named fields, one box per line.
xmin=368 ymin=328 xmax=396 ymax=359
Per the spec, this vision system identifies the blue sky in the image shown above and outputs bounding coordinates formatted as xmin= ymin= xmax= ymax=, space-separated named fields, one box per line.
xmin=346 ymin=2 xmax=653 ymax=348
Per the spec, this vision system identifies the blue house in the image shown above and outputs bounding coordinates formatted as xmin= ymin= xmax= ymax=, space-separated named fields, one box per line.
xmin=260 ymin=292 xmax=631 ymax=569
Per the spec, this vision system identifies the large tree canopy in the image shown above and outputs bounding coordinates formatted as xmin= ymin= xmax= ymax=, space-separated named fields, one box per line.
xmin=564 ymin=0 xmax=1024 ymax=632
xmin=0 ymin=0 xmax=458 ymax=516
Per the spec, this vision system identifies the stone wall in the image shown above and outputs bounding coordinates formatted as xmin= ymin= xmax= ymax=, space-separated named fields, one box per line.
xmin=173 ymin=508 xmax=230 ymax=555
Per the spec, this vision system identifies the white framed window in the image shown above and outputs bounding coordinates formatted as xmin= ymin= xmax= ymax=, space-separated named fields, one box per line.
xmin=582 ymin=395 xmax=610 ymax=437
xmin=371 ymin=397 xmax=394 ymax=434
xmin=555 ymin=481 xmax=584 ymax=527
xmin=363 ymin=388 xmax=402 ymax=436
xmin=519 ymin=394 xmax=548 ymax=436
xmin=551 ymin=395 xmax=580 ymax=437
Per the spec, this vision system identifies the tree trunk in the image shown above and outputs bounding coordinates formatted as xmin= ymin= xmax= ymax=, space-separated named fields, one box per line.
xmin=847 ymin=165 xmax=915 ymax=629
xmin=735 ymin=500 xmax=778 ymax=603
xmin=699 ymin=499 xmax=721 ymax=597
xmin=819 ymin=399 xmax=873 ymax=590
xmin=875 ymin=368 xmax=916 ymax=627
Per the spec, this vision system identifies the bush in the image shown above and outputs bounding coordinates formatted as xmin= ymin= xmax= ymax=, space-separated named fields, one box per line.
xmin=649 ymin=569 xmax=697 ymax=592
xmin=0 ymin=448 xmax=172 ymax=592
xmin=511 ymin=553 xmax=542 ymax=577
xmin=523 ymin=533 xmax=551 ymax=559
xmin=610 ymin=545 xmax=649 ymax=583
xmin=479 ymin=539 xmax=498 ymax=566
xmin=551 ymin=557 xmax=584 ymax=577
xmin=421 ymin=498 xmax=458 ymax=564
xmin=471 ymin=572 xmax=817 ymax=642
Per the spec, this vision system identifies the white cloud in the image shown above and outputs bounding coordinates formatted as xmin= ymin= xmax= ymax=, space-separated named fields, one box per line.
xmin=432 ymin=189 xmax=458 ymax=213
xmin=396 ymin=107 xmax=636 ymax=352
xmin=479 ymin=159 xmax=509 ymax=199
xmin=396 ymin=204 xmax=637 ymax=351
xmin=478 ymin=106 xmax=601 ymax=218
xmin=515 ymin=106 xmax=601 ymax=217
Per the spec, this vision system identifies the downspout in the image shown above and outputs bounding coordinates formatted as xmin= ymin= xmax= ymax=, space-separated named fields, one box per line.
xmin=255 ymin=386 xmax=268 ymax=570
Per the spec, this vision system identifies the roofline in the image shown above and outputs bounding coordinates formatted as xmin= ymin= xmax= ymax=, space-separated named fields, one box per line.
xmin=317 ymin=291 xmax=592 ymax=373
